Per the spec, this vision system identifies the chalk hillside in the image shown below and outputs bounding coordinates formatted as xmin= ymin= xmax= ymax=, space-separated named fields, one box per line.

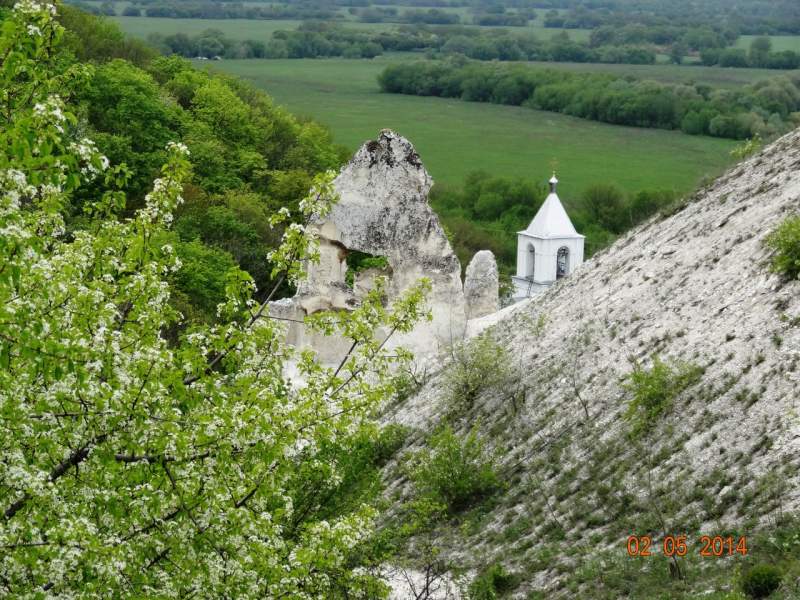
xmin=380 ymin=128 xmax=800 ymax=598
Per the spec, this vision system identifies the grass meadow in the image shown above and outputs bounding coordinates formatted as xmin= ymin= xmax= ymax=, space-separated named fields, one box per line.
xmin=111 ymin=15 xmax=591 ymax=42
xmin=114 ymin=16 xmax=313 ymax=40
xmin=97 ymin=0 xmax=800 ymax=52
xmin=736 ymin=35 xmax=800 ymax=53
xmin=203 ymin=57 xmax=738 ymax=197
xmin=104 ymin=10 xmax=796 ymax=197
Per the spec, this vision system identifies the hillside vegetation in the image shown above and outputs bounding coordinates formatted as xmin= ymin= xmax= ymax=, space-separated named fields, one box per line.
xmin=51 ymin=3 xmax=349 ymax=323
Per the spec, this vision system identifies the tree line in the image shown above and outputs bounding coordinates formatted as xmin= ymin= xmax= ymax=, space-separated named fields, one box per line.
xmin=430 ymin=172 xmax=679 ymax=277
xmin=438 ymin=31 xmax=657 ymax=64
xmin=120 ymin=1 xmax=340 ymax=20
xmin=540 ymin=0 xmax=800 ymax=35
xmin=147 ymin=24 xmax=426 ymax=59
xmin=79 ymin=0 xmax=800 ymax=69
xmin=103 ymin=0 xmax=533 ymax=27
xmin=378 ymin=60 xmax=800 ymax=140
xmin=81 ymin=0 xmax=800 ymax=35
xmin=698 ymin=37 xmax=800 ymax=70
xmin=98 ymin=0 xmax=465 ymax=24
xmin=148 ymin=23 xmax=662 ymax=64
xmin=146 ymin=19 xmax=800 ymax=71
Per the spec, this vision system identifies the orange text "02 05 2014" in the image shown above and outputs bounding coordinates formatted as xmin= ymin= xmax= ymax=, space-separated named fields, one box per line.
xmin=626 ymin=535 xmax=748 ymax=558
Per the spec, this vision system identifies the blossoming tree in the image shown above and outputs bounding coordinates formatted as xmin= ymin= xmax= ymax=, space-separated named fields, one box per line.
xmin=0 ymin=2 xmax=429 ymax=596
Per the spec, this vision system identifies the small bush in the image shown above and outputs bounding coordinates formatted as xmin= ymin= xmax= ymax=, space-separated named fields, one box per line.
xmin=741 ymin=564 xmax=782 ymax=598
xmin=309 ymin=424 xmax=409 ymax=521
xmin=389 ymin=366 xmax=426 ymax=405
xmin=730 ymin=134 xmax=763 ymax=160
xmin=372 ymin=423 xmax=409 ymax=466
xmin=409 ymin=425 xmax=499 ymax=512
xmin=623 ymin=356 xmax=703 ymax=436
xmin=468 ymin=564 xmax=519 ymax=599
xmin=765 ymin=216 xmax=800 ymax=279
xmin=444 ymin=334 xmax=511 ymax=414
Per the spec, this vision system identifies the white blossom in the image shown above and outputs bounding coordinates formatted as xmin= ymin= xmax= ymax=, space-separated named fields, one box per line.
xmin=166 ymin=141 xmax=190 ymax=156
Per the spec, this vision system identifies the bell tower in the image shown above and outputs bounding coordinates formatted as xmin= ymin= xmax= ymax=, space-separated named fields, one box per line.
xmin=511 ymin=174 xmax=584 ymax=300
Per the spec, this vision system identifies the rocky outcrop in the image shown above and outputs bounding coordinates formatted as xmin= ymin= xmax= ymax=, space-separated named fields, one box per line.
xmin=274 ymin=130 xmax=467 ymax=363
xmin=464 ymin=250 xmax=499 ymax=320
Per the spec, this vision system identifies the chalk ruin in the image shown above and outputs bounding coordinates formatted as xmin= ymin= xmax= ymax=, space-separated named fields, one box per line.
xmin=271 ymin=130 xmax=495 ymax=363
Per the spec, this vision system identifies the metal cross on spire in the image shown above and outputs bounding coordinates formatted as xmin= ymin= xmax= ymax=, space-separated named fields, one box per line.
xmin=548 ymin=158 xmax=559 ymax=194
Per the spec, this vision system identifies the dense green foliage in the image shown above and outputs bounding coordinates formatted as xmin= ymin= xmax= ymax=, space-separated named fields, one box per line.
xmin=443 ymin=333 xmax=511 ymax=412
xmin=344 ymin=250 xmax=390 ymax=287
xmin=379 ymin=60 xmax=800 ymax=140
xmin=741 ymin=564 xmax=783 ymax=598
xmin=150 ymin=22 xmax=396 ymax=59
xmin=765 ymin=215 xmax=800 ymax=279
xmin=469 ymin=564 xmax=519 ymax=600
xmin=151 ymin=22 xmax=660 ymax=65
xmin=42 ymin=6 xmax=352 ymax=321
xmin=0 ymin=3 xmax=435 ymax=596
xmin=439 ymin=31 xmax=657 ymax=64
xmin=59 ymin=2 xmax=157 ymax=63
xmin=409 ymin=425 xmax=499 ymax=513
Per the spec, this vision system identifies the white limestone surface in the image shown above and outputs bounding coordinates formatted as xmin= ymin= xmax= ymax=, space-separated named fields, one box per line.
xmin=464 ymin=250 xmax=500 ymax=320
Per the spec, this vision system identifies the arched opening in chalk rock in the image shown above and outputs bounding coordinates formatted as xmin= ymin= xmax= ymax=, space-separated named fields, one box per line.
xmin=344 ymin=250 xmax=391 ymax=295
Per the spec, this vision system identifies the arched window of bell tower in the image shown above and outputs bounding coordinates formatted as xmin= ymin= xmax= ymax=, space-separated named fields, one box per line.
xmin=556 ymin=246 xmax=569 ymax=280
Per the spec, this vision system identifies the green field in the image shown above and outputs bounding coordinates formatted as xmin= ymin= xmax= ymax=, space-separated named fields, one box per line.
xmin=114 ymin=16 xmax=315 ymax=40
xmin=736 ymin=35 xmax=800 ymax=53
xmin=201 ymin=57 xmax=738 ymax=198
xmin=112 ymin=15 xmax=590 ymax=42
xmin=109 ymin=15 xmax=793 ymax=90
xmin=99 ymin=2 xmax=800 ymax=52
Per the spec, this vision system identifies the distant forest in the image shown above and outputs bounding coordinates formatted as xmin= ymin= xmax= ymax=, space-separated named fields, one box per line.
xmin=379 ymin=60 xmax=800 ymax=140
xmin=77 ymin=0 xmax=800 ymax=69
xmin=74 ymin=0 xmax=800 ymax=35
xmin=146 ymin=23 xmax=800 ymax=70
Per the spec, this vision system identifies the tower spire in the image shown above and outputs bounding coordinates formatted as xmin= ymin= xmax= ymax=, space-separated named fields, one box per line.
xmin=548 ymin=158 xmax=559 ymax=194
xmin=549 ymin=172 xmax=558 ymax=194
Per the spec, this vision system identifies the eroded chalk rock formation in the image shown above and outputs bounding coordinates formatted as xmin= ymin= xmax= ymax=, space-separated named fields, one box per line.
xmin=464 ymin=250 xmax=499 ymax=320
xmin=274 ymin=130 xmax=467 ymax=363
